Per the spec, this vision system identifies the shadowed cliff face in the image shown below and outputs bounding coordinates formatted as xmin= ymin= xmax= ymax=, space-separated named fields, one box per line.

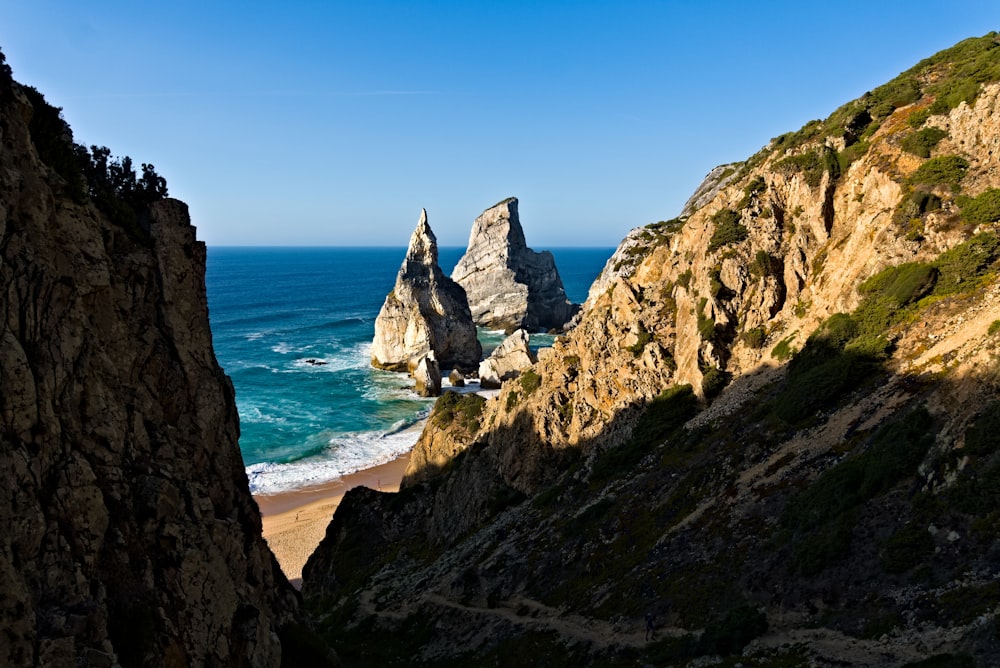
xmin=0 ymin=72 xmax=300 ymax=665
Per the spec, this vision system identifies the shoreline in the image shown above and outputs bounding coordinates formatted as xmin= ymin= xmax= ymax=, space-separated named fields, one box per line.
xmin=256 ymin=453 xmax=411 ymax=587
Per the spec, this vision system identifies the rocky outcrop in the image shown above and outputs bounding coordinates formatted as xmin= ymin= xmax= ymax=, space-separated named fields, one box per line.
xmin=412 ymin=352 xmax=442 ymax=397
xmin=0 ymin=75 xmax=300 ymax=666
xmin=452 ymin=197 xmax=579 ymax=332
xmin=371 ymin=209 xmax=481 ymax=374
xmin=400 ymin=391 xmax=486 ymax=487
xmin=477 ymin=329 xmax=537 ymax=389
xmin=680 ymin=162 xmax=739 ymax=218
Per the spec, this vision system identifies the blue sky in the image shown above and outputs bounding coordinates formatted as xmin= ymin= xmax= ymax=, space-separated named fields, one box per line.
xmin=2 ymin=2 xmax=1000 ymax=247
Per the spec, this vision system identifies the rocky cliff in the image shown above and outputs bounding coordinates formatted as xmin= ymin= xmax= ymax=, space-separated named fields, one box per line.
xmin=304 ymin=34 xmax=1000 ymax=666
xmin=371 ymin=209 xmax=481 ymax=377
xmin=0 ymin=59 xmax=307 ymax=666
xmin=452 ymin=197 xmax=579 ymax=332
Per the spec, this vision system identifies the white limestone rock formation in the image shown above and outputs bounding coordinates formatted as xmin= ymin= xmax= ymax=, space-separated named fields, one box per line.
xmin=478 ymin=329 xmax=538 ymax=389
xmin=452 ymin=198 xmax=579 ymax=332
xmin=412 ymin=352 xmax=442 ymax=397
xmin=371 ymin=209 xmax=482 ymax=374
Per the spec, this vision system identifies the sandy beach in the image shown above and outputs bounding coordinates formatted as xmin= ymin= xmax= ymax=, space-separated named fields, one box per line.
xmin=256 ymin=453 xmax=411 ymax=588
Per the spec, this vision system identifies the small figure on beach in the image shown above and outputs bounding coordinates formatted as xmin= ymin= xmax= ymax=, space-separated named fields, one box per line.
xmin=645 ymin=611 xmax=656 ymax=641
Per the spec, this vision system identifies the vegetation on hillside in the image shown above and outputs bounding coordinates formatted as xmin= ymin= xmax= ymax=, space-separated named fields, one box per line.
xmin=741 ymin=32 xmax=1000 ymax=180
xmin=5 ymin=51 xmax=169 ymax=239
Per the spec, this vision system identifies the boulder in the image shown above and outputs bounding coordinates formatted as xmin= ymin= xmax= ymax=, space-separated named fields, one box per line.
xmin=412 ymin=352 xmax=442 ymax=397
xmin=478 ymin=329 xmax=537 ymax=389
xmin=371 ymin=209 xmax=482 ymax=373
xmin=448 ymin=369 xmax=466 ymax=387
xmin=452 ymin=197 xmax=579 ymax=332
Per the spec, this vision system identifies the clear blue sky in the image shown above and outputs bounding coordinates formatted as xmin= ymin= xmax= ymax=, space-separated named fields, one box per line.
xmin=2 ymin=2 xmax=999 ymax=247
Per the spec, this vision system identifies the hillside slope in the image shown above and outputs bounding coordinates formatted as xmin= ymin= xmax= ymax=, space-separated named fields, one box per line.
xmin=303 ymin=34 xmax=1000 ymax=666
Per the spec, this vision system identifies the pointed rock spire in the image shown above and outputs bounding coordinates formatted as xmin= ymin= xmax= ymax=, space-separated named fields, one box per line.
xmin=371 ymin=209 xmax=482 ymax=374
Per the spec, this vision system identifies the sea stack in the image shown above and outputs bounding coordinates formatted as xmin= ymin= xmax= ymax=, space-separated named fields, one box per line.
xmin=371 ymin=209 xmax=482 ymax=376
xmin=452 ymin=197 xmax=579 ymax=332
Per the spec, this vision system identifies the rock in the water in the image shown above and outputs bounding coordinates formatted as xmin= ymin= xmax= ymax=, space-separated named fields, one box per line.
xmin=371 ymin=209 xmax=482 ymax=373
xmin=478 ymin=329 xmax=538 ymax=389
xmin=413 ymin=352 xmax=442 ymax=397
xmin=448 ymin=369 xmax=466 ymax=387
xmin=452 ymin=197 xmax=579 ymax=332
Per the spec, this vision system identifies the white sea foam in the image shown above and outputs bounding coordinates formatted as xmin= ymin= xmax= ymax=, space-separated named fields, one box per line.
xmin=288 ymin=356 xmax=357 ymax=373
xmin=271 ymin=341 xmax=311 ymax=354
xmin=246 ymin=420 xmax=426 ymax=495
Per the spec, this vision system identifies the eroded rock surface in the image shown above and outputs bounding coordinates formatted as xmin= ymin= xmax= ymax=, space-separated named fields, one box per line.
xmin=371 ymin=209 xmax=481 ymax=373
xmin=452 ymin=197 xmax=579 ymax=332
xmin=478 ymin=329 xmax=537 ymax=389
xmin=0 ymin=75 xmax=299 ymax=666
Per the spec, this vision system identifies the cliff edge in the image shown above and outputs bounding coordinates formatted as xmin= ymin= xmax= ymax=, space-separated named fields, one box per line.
xmin=0 ymin=58 xmax=304 ymax=666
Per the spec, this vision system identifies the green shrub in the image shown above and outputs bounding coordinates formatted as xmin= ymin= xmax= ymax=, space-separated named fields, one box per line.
xmin=958 ymin=188 xmax=1000 ymax=225
xmin=908 ymin=108 xmax=932 ymax=128
xmin=773 ymin=347 xmax=883 ymax=424
xmin=990 ymin=320 xmax=1000 ymax=336
xmin=931 ymin=231 xmax=1000 ymax=295
xmin=505 ymin=390 xmax=520 ymax=410
xmin=775 ymin=145 xmax=840 ymax=188
xmin=737 ymin=176 xmax=767 ymax=210
xmin=708 ymin=208 xmax=749 ymax=252
xmin=964 ymin=402 xmax=1000 ymax=456
xmin=907 ymin=155 xmax=969 ymax=189
xmin=901 ymin=127 xmax=949 ymax=158
xmin=20 ymin=86 xmax=168 ymax=239
xmin=771 ymin=334 xmax=797 ymax=361
xmin=644 ymin=217 xmax=685 ymax=235
xmin=696 ymin=298 xmax=716 ymax=340
xmin=750 ymin=250 xmax=780 ymax=277
xmin=783 ymin=408 xmax=935 ymax=572
xmin=519 ymin=369 xmax=542 ymax=395
xmin=859 ymin=262 xmax=939 ymax=308
xmin=676 ymin=269 xmax=693 ymax=289
xmin=742 ymin=326 xmax=766 ymax=349
xmin=632 ymin=385 xmax=698 ymax=447
xmin=881 ymin=524 xmax=935 ymax=573
xmin=701 ymin=366 xmax=730 ymax=400
xmin=626 ymin=324 xmax=653 ymax=356
xmin=590 ymin=385 xmax=698 ymax=483
xmin=431 ymin=390 xmax=486 ymax=434
xmin=837 ymin=140 xmax=870 ymax=174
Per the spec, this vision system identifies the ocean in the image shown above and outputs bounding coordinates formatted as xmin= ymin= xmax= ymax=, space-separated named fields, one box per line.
xmin=205 ymin=246 xmax=612 ymax=495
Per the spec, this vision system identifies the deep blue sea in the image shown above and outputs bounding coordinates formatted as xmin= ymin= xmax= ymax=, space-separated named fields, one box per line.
xmin=205 ymin=247 xmax=612 ymax=495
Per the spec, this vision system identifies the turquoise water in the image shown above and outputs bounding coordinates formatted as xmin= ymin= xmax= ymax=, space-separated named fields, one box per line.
xmin=205 ymin=246 xmax=611 ymax=494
